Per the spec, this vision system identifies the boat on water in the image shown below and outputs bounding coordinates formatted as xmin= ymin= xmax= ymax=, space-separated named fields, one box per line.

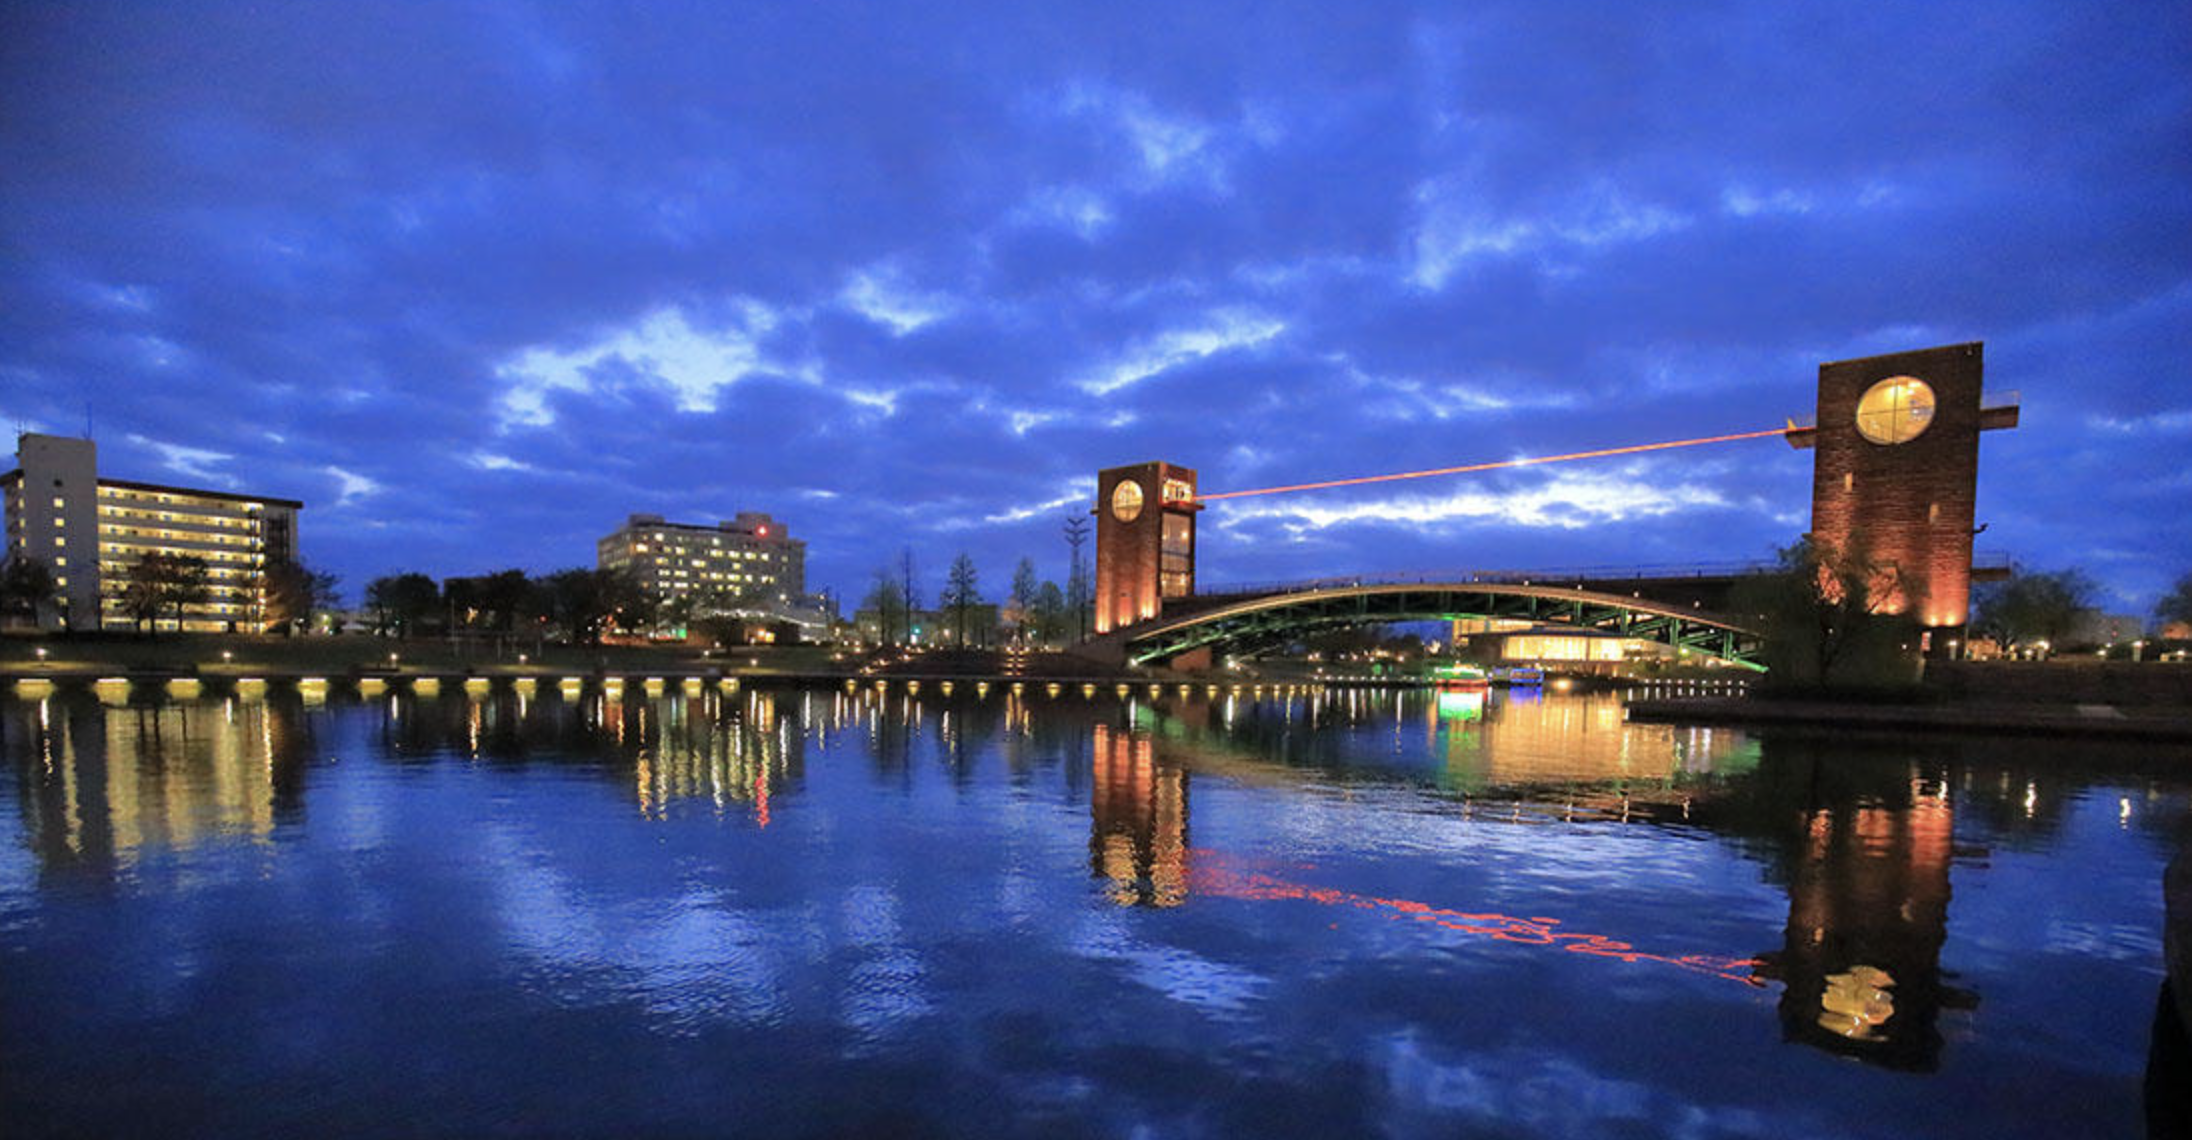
xmin=1499 ymin=666 xmax=1545 ymax=687
xmin=1431 ymin=663 xmax=1489 ymax=690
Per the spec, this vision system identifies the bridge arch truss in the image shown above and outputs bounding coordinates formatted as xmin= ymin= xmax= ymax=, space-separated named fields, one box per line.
xmin=1119 ymin=583 xmax=1766 ymax=670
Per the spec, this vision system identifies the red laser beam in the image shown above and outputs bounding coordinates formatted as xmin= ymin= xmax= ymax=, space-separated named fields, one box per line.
xmin=1195 ymin=426 xmax=1792 ymax=502
xmin=1190 ymin=853 xmax=1765 ymax=986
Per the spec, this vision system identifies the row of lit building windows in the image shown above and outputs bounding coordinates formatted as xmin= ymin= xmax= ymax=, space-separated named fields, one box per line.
xmin=100 ymin=513 xmax=262 ymax=534
xmin=98 ymin=543 xmax=261 ymax=567
xmin=629 ymin=545 xmax=777 ymax=563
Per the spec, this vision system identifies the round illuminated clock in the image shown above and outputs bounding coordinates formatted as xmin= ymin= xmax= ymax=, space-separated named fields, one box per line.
xmin=1110 ymin=479 xmax=1144 ymax=522
xmin=1854 ymin=376 xmax=1936 ymax=445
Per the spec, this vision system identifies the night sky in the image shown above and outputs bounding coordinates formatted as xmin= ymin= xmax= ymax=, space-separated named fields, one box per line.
xmin=4 ymin=2 xmax=2187 ymax=613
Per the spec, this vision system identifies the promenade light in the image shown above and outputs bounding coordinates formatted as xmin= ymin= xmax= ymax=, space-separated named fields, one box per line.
xmin=34 ymin=647 xmax=47 ymax=664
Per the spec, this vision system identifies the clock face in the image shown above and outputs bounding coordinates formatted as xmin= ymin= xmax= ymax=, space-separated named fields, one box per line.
xmin=1111 ymin=479 xmax=1144 ymax=522
xmin=1854 ymin=376 xmax=1936 ymax=445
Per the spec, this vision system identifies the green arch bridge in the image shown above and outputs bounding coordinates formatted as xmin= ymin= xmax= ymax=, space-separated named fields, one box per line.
xmin=1076 ymin=578 xmax=1768 ymax=671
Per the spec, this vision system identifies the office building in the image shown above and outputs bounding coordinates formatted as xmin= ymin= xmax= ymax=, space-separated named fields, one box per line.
xmin=597 ymin=511 xmax=810 ymax=620
xmin=3 ymin=433 xmax=302 ymax=631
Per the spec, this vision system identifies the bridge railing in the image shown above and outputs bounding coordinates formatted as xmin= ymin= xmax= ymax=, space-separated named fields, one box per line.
xmin=1192 ymin=549 xmax=2013 ymax=602
xmin=1193 ymin=561 xmax=1778 ymax=600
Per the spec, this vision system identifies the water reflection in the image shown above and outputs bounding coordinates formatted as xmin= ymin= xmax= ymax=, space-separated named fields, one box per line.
xmin=4 ymin=681 xmax=2186 ymax=1102
xmin=1743 ymin=743 xmax=1965 ymax=1071
xmin=1090 ymin=723 xmax=1187 ymax=907
xmin=6 ymin=692 xmax=311 ymax=878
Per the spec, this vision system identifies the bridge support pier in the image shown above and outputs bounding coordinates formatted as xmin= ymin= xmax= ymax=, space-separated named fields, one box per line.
xmin=1169 ymin=647 xmax=1213 ymax=673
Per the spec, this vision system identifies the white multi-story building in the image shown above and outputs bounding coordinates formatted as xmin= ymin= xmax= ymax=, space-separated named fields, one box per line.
xmin=3 ymin=433 xmax=301 ymax=631
xmin=597 ymin=511 xmax=810 ymax=618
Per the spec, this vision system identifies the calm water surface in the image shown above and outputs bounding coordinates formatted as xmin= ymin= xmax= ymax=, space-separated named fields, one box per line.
xmin=3 ymin=681 xmax=2187 ymax=1138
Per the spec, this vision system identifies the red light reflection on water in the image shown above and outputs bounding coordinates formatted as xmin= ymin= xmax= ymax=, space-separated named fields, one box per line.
xmin=1191 ymin=853 xmax=1765 ymax=987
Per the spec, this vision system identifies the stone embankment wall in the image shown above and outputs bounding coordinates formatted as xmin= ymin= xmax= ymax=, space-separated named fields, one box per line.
xmin=1925 ymin=661 xmax=2192 ymax=707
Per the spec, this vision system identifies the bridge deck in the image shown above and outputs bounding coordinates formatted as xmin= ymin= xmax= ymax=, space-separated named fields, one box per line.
xmin=1085 ymin=579 xmax=1767 ymax=671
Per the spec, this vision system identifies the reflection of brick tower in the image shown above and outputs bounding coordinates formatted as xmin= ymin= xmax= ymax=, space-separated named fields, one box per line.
xmin=1094 ymin=461 xmax=1200 ymax=634
xmin=1760 ymin=791 xmax=1958 ymax=1071
xmin=1744 ymin=739 xmax=1970 ymax=1072
xmin=1089 ymin=724 xmax=1188 ymax=907
xmin=1787 ymin=342 xmax=2017 ymax=638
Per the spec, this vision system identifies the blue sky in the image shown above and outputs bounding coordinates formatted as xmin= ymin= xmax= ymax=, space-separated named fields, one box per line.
xmin=3 ymin=1 xmax=2188 ymax=613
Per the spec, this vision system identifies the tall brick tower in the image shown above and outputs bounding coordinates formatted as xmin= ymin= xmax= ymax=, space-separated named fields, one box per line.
xmin=1787 ymin=342 xmax=2017 ymax=641
xmin=1093 ymin=461 xmax=1200 ymax=634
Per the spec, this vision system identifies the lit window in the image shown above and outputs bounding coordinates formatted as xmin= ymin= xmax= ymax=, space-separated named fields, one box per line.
xmin=54 ymin=557 xmax=65 ymax=567
xmin=56 ymin=576 xmax=67 ymax=587
xmin=53 ymin=536 xmax=63 ymax=547
xmin=52 ymin=497 xmax=63 ymax=508
xmin=1854 ymin=376 xmax=1936 ymax=445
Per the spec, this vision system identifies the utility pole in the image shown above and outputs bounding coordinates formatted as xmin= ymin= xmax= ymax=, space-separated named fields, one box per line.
xmin=899 ymin=547 xmax=917 ymax=647
xmin=1063 ymin=511 xmax=1090 ymax=643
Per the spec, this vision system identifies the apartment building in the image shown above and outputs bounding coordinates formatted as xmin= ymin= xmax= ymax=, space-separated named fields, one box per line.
xmin=3 ymin=433 xmax=301 ymax=631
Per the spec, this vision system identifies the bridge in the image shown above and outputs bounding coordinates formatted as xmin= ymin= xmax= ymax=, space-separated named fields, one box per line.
xmin=1075 ymin=574 xmax=1770 ymax=670
xmin=1078 ymin=343 xmax=2018 ymax=673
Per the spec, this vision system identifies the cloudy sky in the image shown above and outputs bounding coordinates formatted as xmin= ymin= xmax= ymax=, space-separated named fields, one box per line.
xmin=3 ymin=1 xmax=2187 ymax=612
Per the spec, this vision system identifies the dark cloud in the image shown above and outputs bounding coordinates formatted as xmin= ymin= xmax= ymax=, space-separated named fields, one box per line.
xmin=3 ymin=0 xmax=2186 ymax=609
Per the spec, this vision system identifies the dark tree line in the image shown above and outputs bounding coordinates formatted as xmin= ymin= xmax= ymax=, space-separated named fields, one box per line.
xmin=366 ymin=566 xmax=645 ymax=646
xmin=0 ymin=551 xmax=337 ymax=635
xmin=1970 ymin=569 xmax=2098 ymax=653
xmin=861 ymin=549 xmax=1087 ymax=648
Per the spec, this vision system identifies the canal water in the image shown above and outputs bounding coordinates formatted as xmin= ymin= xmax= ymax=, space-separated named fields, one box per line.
xmin=2 ymin=682 xmax=2185 ymax=1138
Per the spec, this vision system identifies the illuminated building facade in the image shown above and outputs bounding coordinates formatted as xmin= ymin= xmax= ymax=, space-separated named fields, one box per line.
xmin=1788 ymin=342 xmax=2017 ymax=641
xmin=597 ymin=511 xmax=807 ymax=615
xmin=1093 ymin=461 xmax=1200 ymax=633
xmin=3 ymin=433 xmax=301 ymax=632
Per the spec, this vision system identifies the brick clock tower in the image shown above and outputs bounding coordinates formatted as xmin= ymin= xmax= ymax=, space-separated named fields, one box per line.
xmin=1787 ymin=342 xmax=2017 ymax=643
xmin=1093 ymin=461 xmax=1200 ymax=634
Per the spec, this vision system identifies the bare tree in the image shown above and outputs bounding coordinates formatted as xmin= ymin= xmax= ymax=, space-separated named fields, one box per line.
xmin=0 ymin=555 xmax=56 ymax=626
xmin=1734 ymin=534 xmax=1915 ymax=688
xmin=1972 ymin=568 xmax=2098 ymax=653
xmin=940 ymin=553 xmax=982 ymax=647
xmin=263 ymin=558 xmax=342 ymax=634
xmin=121 ymin=552 xmax=211 ymax=635
xmin=2154 ymin=571 xmax=2192 ymax=632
